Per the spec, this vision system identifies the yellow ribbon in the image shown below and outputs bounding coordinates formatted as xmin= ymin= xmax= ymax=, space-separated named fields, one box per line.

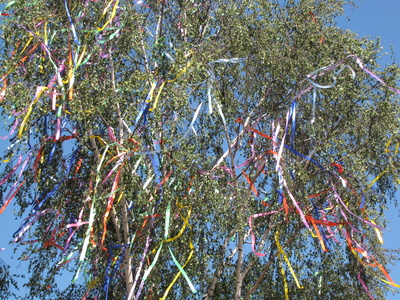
xmin=367 ymin=169 xmax=388 ymax=189
xmin=370 ymin=220 xmax=384 ymax=244
xmin=279 ymin=260 xmax=289 ymax=300
xmin=379 ymin=278 xmax=400 ymax=288
xmin=97 ymin=0 xmax=119 ymax=32
xmin=367 ymin=138 xmax=400 ymax=189
xmin=160 ymin=242 xmax=195 ymax=299
xmin=18 ymin=86 xmax=48 ymax=139
xmin=149 ymin=80 xmax=166 ymax=111
xmin=149 ymin=61 xmax=192 ymax=111
xmin=275 ymin=231 xmax=304 ymax=290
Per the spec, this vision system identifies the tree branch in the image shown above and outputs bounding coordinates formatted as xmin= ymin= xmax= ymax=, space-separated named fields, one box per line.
xmin=244 ymin=227 xmax=301 ymax=300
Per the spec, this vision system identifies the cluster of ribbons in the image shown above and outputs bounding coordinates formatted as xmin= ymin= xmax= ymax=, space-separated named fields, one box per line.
xmin=245 ymin=58 xmax=400 ymax=299
xmin=0 ymin=1 xmax=198 ymax=299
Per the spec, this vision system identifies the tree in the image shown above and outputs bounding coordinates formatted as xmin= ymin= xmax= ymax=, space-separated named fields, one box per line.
xmin=0 ymin=258 xmax=18 ymax=299
xmin=0 ymin=0 xmax=399 ymax=299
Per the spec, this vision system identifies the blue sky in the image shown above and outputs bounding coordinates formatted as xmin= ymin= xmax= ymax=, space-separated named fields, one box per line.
xmin=0 ymin=0 xmax=400 ymax=299
xmin=338 ymin=0 xmax=400 ymax=62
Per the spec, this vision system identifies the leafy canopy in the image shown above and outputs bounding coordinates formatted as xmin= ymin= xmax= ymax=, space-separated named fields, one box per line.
xmin=0 ymin=0 xmax=399 ymax=299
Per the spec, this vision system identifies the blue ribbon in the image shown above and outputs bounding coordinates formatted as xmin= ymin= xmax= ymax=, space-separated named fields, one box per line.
xmin=104 ymin=244 xmax=129 ymax=300
xmin=311 ymin=200 xmax=331 ymax=251
xmin=284 ymin=144 xmax=325 ymax=171
xmin=64 ymin=0 xmax=80 ymax=46
xmin=359 ymin=193 xmax=365 ymax=209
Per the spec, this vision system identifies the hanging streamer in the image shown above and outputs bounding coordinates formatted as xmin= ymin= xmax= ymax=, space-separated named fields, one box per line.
xmin=275 ymin=231 xmax=304 ymax=290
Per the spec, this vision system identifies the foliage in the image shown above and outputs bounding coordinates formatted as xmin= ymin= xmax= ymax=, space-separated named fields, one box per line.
xmin=0 ymin=0 xmax=399 ymax=299
xmin=0 ymin=259 xmax=19 ymax=299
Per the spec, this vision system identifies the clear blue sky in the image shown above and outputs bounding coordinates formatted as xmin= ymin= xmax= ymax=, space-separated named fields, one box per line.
xmin=0 ymin=0 xmax=400 ymax=299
